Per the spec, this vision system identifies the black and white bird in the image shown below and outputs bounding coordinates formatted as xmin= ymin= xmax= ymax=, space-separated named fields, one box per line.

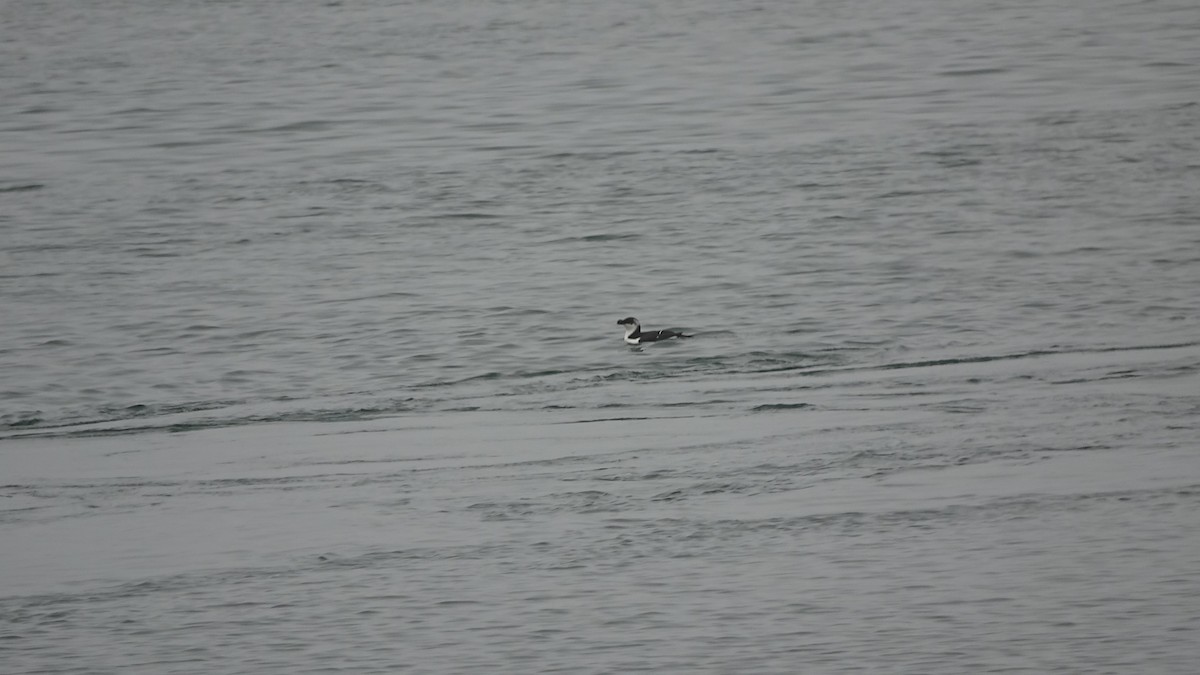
xmin=617 ymin=317 xmax=692 ymax=345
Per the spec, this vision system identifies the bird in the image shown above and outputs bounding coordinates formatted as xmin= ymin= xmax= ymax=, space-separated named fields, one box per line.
xmin=616 ymin=317 xmax=692 ymax=345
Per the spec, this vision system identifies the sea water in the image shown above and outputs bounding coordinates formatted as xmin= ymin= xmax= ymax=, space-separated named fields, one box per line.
xmin=2 ymin=0 xmax=1199 ymax=672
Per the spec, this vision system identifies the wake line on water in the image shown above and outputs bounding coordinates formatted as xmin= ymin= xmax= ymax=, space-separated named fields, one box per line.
xmin=0 ymin=402 xmax=421 ymax=441
xmin=868 ymin=339 xmax=1200 ymax=373
xmin=4 ymin=340 xmax=1194 ymax=441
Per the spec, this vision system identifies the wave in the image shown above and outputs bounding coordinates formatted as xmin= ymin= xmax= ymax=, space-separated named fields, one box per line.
xmin=5 ymin=339 xmax=1194 ymax=441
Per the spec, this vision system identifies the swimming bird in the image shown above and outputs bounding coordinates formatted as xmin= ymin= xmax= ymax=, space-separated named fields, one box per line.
xmin=617 ymin=317 xmax=692 ymax=345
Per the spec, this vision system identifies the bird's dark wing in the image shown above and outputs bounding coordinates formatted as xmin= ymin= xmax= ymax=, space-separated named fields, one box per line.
xmin=638 ymin=329 xmax=690 ymax=342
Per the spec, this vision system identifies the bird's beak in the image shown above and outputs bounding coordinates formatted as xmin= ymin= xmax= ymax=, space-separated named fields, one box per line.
xmin=616 ymin=320 xmax=624 ymax=325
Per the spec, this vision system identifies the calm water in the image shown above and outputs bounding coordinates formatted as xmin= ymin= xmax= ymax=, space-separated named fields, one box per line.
xmin=2 ymin=0 xmax=1199 ymax=672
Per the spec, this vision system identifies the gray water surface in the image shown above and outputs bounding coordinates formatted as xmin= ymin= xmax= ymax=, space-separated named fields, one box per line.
xmin=2 ymin=0 xmax=1199 ymax=672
